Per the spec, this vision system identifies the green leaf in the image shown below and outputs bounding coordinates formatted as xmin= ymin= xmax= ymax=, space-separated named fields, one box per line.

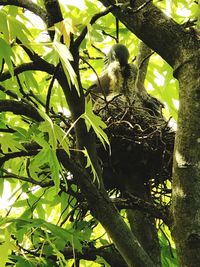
xmin=15 ymin=257 xmax=35 ymax=267
xmin=0 ymin=38 xmax=15 ymax=76
xmin=0 ymin=229 xmax=11 ymax=267
xmin=33 ymin=132 xmax=50 ymax=149
xmin=36 ymin=203 xmax=46 ymax=220
xmin=0 ymin=10 xmax=9 ymax=41
xmin=38 ymin=111 xmax=57 ymax=150
xmin=37 ymin=111 xmax=71 ymax=155
xmin=7 ymin=14 xmax=32 ymax=48
xmin=83 ymin=147 xmax=99 ymax=185
xmin=44 ymin=221 xmax=72 ymax=241
xmin=23 ymin=71 xmax=39 ymax=91
xmin=48 ymin=148 xmax=60 ymax=193
xmin=82 ymin=99 xmax=109 ymax=149
xmin=39 ymin=120 xmax=57 ymax=150
xmin=53 ymin=41 xmax=79 ymax=94
xmin=0 ymin=179 xmax=4 ymax=198
xmin=54 ymin=124 xmax=70 ymax=156
xmin=13 ymin=217 xmax=72 ymax=242
xmin=0 ymin=133 xmax=25 ymax=153
xmin=29 ymin=144 xmax=60 ymax=193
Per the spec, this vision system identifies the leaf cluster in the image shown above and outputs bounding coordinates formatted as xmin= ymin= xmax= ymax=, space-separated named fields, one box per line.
xmin=0 ymin=0 xmax=195 ymax=266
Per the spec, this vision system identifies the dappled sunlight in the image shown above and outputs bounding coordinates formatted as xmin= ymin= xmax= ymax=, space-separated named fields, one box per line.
xmin=60 ymin=0 xmax=86 ymax=10
xmin=173 ymin=185 xmax=186 ymax=199
xmin=175 ymin=150 xmax=188 ymax=169
xmin=0 ymin=0 xmax=198 ymax=265
xmin=0 ymin=182 xmax=23 ymax=216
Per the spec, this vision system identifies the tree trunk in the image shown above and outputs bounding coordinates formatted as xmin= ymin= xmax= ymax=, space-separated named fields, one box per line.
xmin=126 ymin=182 xmax=161 ymax=266
xmin=172 ymin=57 xmax=200 ymax=266
xmin=98 ymin=0 xmax=200 ymax=265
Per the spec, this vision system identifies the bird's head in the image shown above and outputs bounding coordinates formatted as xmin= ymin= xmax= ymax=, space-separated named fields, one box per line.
xmin=105 ymin=43 xmax=130 ymax=67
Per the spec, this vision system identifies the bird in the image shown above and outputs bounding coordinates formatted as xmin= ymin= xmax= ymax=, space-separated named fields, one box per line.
xmin=89 ymin=43 xmax=164 ymax=116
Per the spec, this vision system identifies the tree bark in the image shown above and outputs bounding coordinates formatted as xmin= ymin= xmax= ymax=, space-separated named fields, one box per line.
xmin=126 ymin=183 xmax=161 ymax=266
xmin=57 ymin=150 xmax=156 ymax=267
xmin=135 ymin=41 xmax=152 ymax=86
xmin=98 ymin=0 xmax=198 ymax=68
xmin=44 ymin=1 xmax=156 ymax=266
xmin=172 ymin=57 xmax=200 ymax=266
xmin=2 ymin=0 xmax=200 ymax=265
xmin=98 ymin=0 xmax=200 ymax=265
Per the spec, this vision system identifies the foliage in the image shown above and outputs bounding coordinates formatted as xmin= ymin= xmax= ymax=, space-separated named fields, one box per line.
xmin=0 ymin=0 xmax=197 ymax=266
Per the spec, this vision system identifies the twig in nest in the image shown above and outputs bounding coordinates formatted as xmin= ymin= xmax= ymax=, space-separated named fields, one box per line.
xmin=94 ymin=94 xmax=124 ymax=115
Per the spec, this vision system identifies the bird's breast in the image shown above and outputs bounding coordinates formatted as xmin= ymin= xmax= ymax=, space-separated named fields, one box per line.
xmin=107 ymin=61 xmax=124 ymax=94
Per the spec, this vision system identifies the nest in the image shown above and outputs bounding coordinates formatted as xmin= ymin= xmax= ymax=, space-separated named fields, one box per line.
xmin=94 ymin=94 xmax=175 ymax=192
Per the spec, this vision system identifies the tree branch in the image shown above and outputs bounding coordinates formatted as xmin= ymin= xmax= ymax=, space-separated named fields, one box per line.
xmin=61 ymin=245 xmax=127 ymax=267
xmin=0 ymin=100 xmax=43 ymax=121
xmin=18 ymin=240 xmax=127 ymax=267
xmin=1 ymin=168 xmax=53 ymax=187
xmin=135 ymin=41 xmax=153 ymax=86
xmin=0 ymin=0 xmax=47 ymax=23
xmin=98 ymin=0 xmax=199 ymax=69
xmin=113 ymin=195 xmax=171 ymax=227
xmin=46 ymin=63 xmax=60 ymax=114
xmin=0 ymin=143 xmax=171 ymax=227
xmin=74 ymin=5 xmax=114 ymax=48
xmin=43 ymin=0 xmax=63 ymax=40
xmin=0 ymin=150 xmax=38 ymax=166
xmin=0 ymin=127 xmax=15 ymax=133
xmin=0 ymin=84 xmax=18 ymax=99
xmin=16 ymin=39 xmax=47 ymax=62
xmin=57 ymin=149 xmax=156 ymax=267
xmin=0 ymin=61 xmax=55 ymax=82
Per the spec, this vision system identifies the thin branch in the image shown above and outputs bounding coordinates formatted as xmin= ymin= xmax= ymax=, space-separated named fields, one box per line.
xmin=16 ymin=240 xmax=126 ymax=267
xmin=46 ymin=63 xmax=60 ymax=114
xmin=81 ymin=56 xmax=107 ymax=100
xmin=0 ymin=126 xmax=15 ymax=133
xmin=15 ymin=71 xmax=29 ymax=98
xmin=1 ymin=168 xmax=53 ymax=187
xmin=74 ymin=6 xmax=114 ymax=48
xmin=0 ymin=58 xmax=5 ymax=75
xmin=15 ymin=70 xmax=40 ymax=108
xmin=28 ymin=90 xmax=46 ymax=109
xmin=0 ymin=0 xmax=47 ymax=23
xmin=112 ymin=194 xmax=171 ymax=227
xmin=0 ymin=150 xmax=38 ymax=166
xmin=116 ymin=17 xmax=119 ymax=43
xmin=160 ymin=227 xmax=175 ymax=258
xmin=82 ymin=49 xmax=104 ymax=60
xmin=102 ymin=30 xmax=117 ymax=41
xmin=16 ymin=39 xmax=46 ymax=62
xmin=61 ymin=244 xmax=125 ymax=265
xmin=138 ymin=51 xmax=154 ymax=70
xmin=91 ymin=44 xmax=106 ymax=56
xmin=0 ymin=84 xmax=19 ymax=99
